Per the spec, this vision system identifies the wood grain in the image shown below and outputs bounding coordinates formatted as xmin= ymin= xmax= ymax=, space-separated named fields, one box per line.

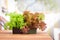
xmin=0 ymin=30 xmax=53 ymax=40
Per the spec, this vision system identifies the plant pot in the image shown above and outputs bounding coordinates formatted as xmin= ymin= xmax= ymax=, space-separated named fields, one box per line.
xmin=13 ymin=27 xmax=37 ymax=34
xmin=13 ymin=27 xmax=23 ymax=34
xmin=28 ymin=28 xmax=37 ymax=34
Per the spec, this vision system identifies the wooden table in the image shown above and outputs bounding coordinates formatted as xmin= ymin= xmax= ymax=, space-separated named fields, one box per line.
xmin=0 ymin=30 xmax=53 ymax=40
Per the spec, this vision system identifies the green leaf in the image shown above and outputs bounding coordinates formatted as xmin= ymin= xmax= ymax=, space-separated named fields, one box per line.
xmin=4 ymin=12 xmax=25 ymax=30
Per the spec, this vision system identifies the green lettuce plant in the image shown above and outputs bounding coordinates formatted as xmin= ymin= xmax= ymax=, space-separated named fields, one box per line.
xmin=4 ymin=12 xmax=25 ymax=30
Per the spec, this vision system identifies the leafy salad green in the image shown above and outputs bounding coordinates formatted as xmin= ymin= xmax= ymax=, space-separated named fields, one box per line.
xmin=4 ymin=12 xmax=25 ymax=30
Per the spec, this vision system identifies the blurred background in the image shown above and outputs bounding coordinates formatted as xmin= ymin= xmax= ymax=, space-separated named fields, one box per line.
xmin=0 ymin=0 xmax=60 ymax=40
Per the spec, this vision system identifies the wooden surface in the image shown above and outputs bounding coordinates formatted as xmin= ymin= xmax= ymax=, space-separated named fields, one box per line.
xmin=0 ymin=30 xmax=53 ymax=40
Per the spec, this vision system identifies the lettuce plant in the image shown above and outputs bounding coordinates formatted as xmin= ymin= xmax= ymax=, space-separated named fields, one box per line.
xmin=4 ymin=12 xmax=25 ymax=30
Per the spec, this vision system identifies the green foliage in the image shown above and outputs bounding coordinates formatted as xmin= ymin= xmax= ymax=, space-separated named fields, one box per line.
xmin=38 ymin=13 xmax=45 ymax=20
xmin=4 ymin=12 xmax=25 ymax=30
